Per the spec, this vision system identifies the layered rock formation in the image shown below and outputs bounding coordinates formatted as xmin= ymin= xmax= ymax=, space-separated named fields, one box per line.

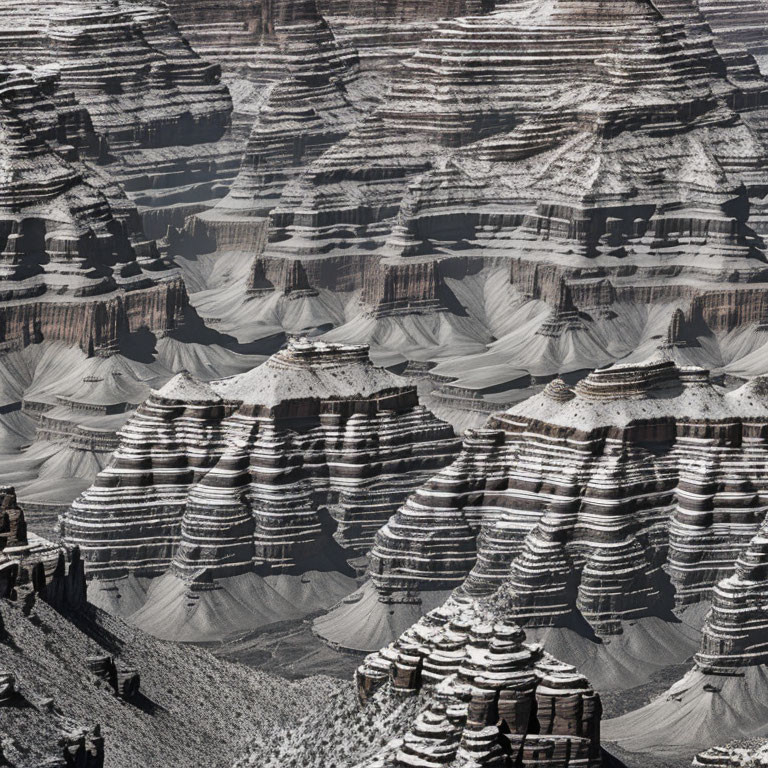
xmin=317 ymin=0 xmax=495 ymax=73
xmin=316 ymin=359 xmax=768 ymax=684
xmin=603 ymin=509 xmax=768 ymax=759
xmin=236 ymin=606 xmax=606 ymax=768
xmin=0 ymin=0 xmax=238 ymax=234
xmin=199 ymin=0 xmax=768 ymax=403
xmin=60 ymin=339 xmax=459 ymax=640
xmin=353 ymin=613 xmax=603 ymax=768
xmin=0 ymin=485 xmax=86 ymax=610
xmin=0 ymin=63 xmax=185 ymax=355
xmin=181 ymin=0 xmax=370 ymax=276
xmin=694 ymin=740 xmax=768 ymax=768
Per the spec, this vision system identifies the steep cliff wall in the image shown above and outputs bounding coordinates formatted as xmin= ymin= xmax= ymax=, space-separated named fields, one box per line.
xmin=315 ymin=359 xmax=768 ymax=686
xmin=60 ymin=340 xmax=459 ymax=640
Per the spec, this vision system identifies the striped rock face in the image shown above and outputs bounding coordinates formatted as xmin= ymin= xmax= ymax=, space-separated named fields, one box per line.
xmin=316 ymin=0 xmax=495 ymax=74
xmin=0 ymin=63 xmax=186 ymax=353
xmin=695 ymin=510 xmax=768 ymax=672
xmin=354 ymin=603 xmax=602 ymax=768
xmin=323 ymin=359 xmax=768 ymax=646
xmin=213 ymin=0 xmax=768 ymax=386
xmin=61 ymin=339 xmax=459 ymax=583
xmin=0 ymin=0 xmax=238 ymax=231
xmin=210 ymin=0 xmax=365 ymax=219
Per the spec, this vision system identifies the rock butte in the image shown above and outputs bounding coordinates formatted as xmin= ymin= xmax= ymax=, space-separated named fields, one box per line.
xmin=315 ymin=359 xmax=768 ymax=686
xmin=182 ymin=0 xmax=768 ymax=417
xmin=0 ymin=62 xmax=185 ymax=357
xmin=236 ymin=614 xmax=607 ymax=768
xmin=59 ymin=339 xmax=459 ymax=641
xmin=0 ymin=15 xmax=259 ymax=517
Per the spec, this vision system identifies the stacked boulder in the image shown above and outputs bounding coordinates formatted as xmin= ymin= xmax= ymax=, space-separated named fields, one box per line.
xmin=61 ymin=339 xmax=459 ymax=640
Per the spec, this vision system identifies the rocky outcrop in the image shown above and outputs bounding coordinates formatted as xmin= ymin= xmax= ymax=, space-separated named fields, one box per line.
xmin=594 ymin=420 xmax=768 ymax=758
xmin=0 ymin=486 xmax=86 ymax=611
xmin=1 ymin=0 xmax=238 ymax=233
xmin=60 ymin=339 xmax=458 ymax=639
xmin=315 ymin=359 xmax=768 ymax=674
xmin=242 ymin=600 xmax=606 ymax=768
xmin=182 ymin=0 xmax=369 ymax=264
xmin=0 ymin=568 xmax=343 ymax=768
xmin=353 ymin=607 xmax=603 ymax=768
xmin=215 ymin=0 xmax=768 ymax=398
xmin=694 ymin=740 xmax=768 ymax=768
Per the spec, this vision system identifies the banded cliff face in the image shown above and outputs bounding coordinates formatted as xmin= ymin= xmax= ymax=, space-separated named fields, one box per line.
xmin=207 ymin=0 xmax=768 ymax=392
xmin=354 ymin=611 xmax=603 ymax=768
xmin=316 ymin=0 xmax=495 ymax=73
xmin=193 ymin=0 xmax=365 ymax=229
xmin=0 ymin=0 xmax=237 ymax=229
xmin=0 ymin=63 xmax=185 ymax=354
xmin=60 ymin=340 xmax=458 ymax=640
xmin=316 ymin=359 xmax=768 ymax=654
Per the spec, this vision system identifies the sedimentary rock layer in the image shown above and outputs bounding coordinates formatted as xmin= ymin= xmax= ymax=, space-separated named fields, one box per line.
xmin=588 ymin=395 xmax=768 ymax=757
xmin=0 ymin=62 xmax=187 ymax=354
xmin=204 ymin=0 xmax=768 ymax=396
xmin=0 ymin=0 xmax=238 ymax=227
xmin=317 ymin=0 xmax=495 ymax=72
xmin=184 ymin=0 xmax=368 ymax=260
xmin=694 ymin=740 xmax=768 ymax=768
xmin=60 ymin=340 xmax=458 ymax=639
xmin=316 ymin=359 xmax=768 ymax=654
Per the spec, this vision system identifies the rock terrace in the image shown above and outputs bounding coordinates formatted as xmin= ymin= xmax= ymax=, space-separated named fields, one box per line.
xmin=60 ymin=339 xmax=459 ymax=640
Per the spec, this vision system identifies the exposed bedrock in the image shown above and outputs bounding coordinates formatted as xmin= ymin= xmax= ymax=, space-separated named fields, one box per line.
xmin=0 ymin=0 xmax=238 ymax=229
xmin=603 ymin=510 xmax=768 ymax=759
xmin=315 ymin=359 xmax=768 ymax=675
xmin=317 ymin=0 xmax=496 ymax=74
xmin=352 ymin=607 xmax=605 ymax=768
xmin=60 ymin=339 xmax=459 ymax=640
xmin=696 ymin=0 xmax=768 ymax=77
xmin=214 ymin=0 xmax=768 ymax=389
xmin=1 ymin=568 xmax=340 ymax=768
xmin=694 ymin=741 xmax=768 ymax=768
xmin=0 ymin=486 xmax=87 ymax=613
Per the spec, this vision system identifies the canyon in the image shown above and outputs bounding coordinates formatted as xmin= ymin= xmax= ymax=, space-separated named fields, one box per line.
xmin=3 ymin=0 xmax=768 ymax=767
